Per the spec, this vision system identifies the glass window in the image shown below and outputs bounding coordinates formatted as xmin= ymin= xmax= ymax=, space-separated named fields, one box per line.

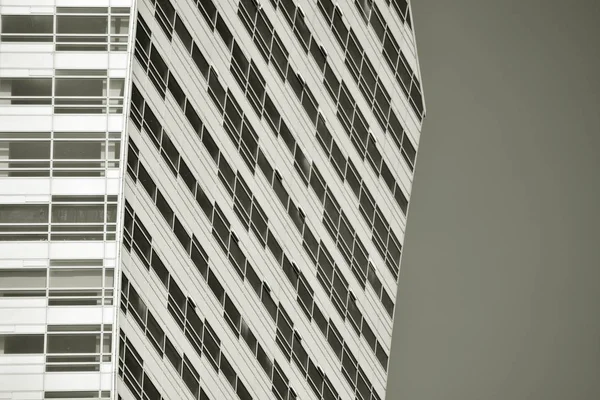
xmin=313 ymin=305 xmax=328 ymax=335
xmin=0 ymin=334 xmax=44 ymax=354
xmin=342 ymin=347 xmax=358 ymax=383
xmin=1 ymin=15 xmax=53 ymax=34
xmin=2 ymin=141 xmax=50 ymax=160
xmin=207 ymin=270 xmax=225 ymax=304
xmin=182 ymin=360 xmax=200 ymax=397
xmin=53 ymin=142 xmax=101 ymax=159
xmin=240 ymin=318 xmax=256 ymax=352
xmin=202 ymin=328 xmax=221 ymax=368
xmin=150 ymin=252 xmax=169 ymax=286
xmin=332 ymin=8 xmax=348 ymax=45
xmin=0 ymin=268 xmax=46 ymax=289
xmin=237 ymin=380 xmax=252 ymax=400
xmin=47 ymin=334 xmax=101 ymax=353
xmin=346 ymin=34 xmax=363 ymax=71
xmin=56 ymin=16 xmax=108 ymax=34
xmin=245 ymin=263 xmax=262 ymax=296
xmin=208 ymin=69 xmax=226 ymax=110
xmin=220 ymin=354 xmax=237 ymax=388
xmin=224 ymin=295 xmax=241 ymax=332
xmin=0 ymin=204 xmax=48 ymax=223
xmin=294 ymin=12 xmax=311 ymax=50
xmin=143 ymin=378 xmax=161 ymax=400
xmin=55 ymin=78 xmax=105 ymax=97
xmin=165 ymin=337 xmax=182 ymax=373
xmin=0 ymin=78 xmax=52 ymax=99
xmin=376 ymin=344 xmax=389 ymax=369
xmin=256 ymin=344 xmax=272 ymax=376
xmin=51 ymin=205 xmax=104 ymax=223
xmin=271 ymin=36 xmax=289 ymax=77
xmin=261 ymin=286 xmax=278 ymax=321
xmin=308 ymin=360 xmax=324 ymax=393
xmin=403 ymin=134 xmax=416 ymax=166
xmin=49 ymin=268 xmax=103 ymax=288
xmin=111 ymin=15 xmax=129 ymax=35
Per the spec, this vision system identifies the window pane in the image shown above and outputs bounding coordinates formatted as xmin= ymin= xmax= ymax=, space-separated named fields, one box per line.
xmin=0 ymin=334 xmax=44 ymax=354
xmin=3 ymin=141 xmax=50 ymax=159
xmin=1 ymin=15 xmax=53 ymax=34
xmin=51 ymin=205 xmax=104 ymax=223
xmin=0 ymin=204 xmax=48 ymax=223
xmin=0 ymin=78 xmax=52 ymax=97
xmin=49 ymin=268 xmax=103 ymax=288
xmin=47 ymin=334 xmax=101 ymax=354
xmin=55 ymin=79 xmax=105 ymax=97
xmin=0 ymin=269 xmax=46 ymax=289
xmin=56 ymin=16 xmax=108 ymax=34
xmin=53 ymin=142 xmax=101 ymax=159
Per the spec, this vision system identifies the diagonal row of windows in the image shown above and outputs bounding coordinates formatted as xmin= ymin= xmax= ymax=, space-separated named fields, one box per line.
xmin=121 ymin=198 xmax=353 ymax=400
xmin=120 ymin=273 xmax=253 ymax=400
xmin=233 ymin=0 xmax=408 ymax=278
xmin=314 ymin=0 xmax=424 ymax=119
xmin=352 ymin=0 xmax=424 ymax=118
xmin=231 ymin=4 xmax=406 ymax=281
xmin=129 ymin=80 xmax=391 ymax=375
xmin=137 ymin=3 xmax=396 ymax=348
xmin=385 ymin=0 xmax=413 ymax=28
xmin=118 ymin=327 xmax=209 ymax=400
xmin=126 ymin=109 xmax=387 ymax=397
xmin=237 ymin=0 xmax=414 ymax=205
xmin=146 ymin=0 xmax=402 ymax=298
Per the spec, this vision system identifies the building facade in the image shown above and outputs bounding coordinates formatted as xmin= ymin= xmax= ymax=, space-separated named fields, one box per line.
xmin=0 ymin=0 xmax=424 ymax=399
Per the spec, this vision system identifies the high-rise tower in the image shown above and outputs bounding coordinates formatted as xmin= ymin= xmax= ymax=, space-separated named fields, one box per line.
xmin=0 ymin=1 xmax=425 ymax=400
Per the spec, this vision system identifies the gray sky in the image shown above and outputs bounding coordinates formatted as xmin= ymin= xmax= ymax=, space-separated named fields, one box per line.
xmin=387 ymin=0 xmax=600 ymax=399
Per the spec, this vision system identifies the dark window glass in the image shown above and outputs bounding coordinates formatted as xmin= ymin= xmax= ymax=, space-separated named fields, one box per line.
xmin=207 ymin=269 xmax=225 ymax=304
xmin=220 ymin=354 xmax=237 ymax=388
xmin=167 ymin=74 xmax=186 ymax=109
xmin=245 ymin=263 xmax=262 ymax=296
xmin=0 ymin=334 xmax=44 ymax=354
xmin=382 ymin=289 xmax=394 ymax=317
xmin=174 ymin=15 xmax=192 ymax=51
xmin=216 ymin=15 xmax=233 ymax=49
xmin=224 ymin=295 xmax=241 ymax=332
xmin=202 ymin=131 xmax=220 ymax=162
xmin=173 ymin=217 xmax=191 ymax=252
xmin=146 ymin=312 xmax=165 ymax=350
xmin=165 ymin=337 xmax=182 ymax=373
xmin=376 ymin=344 xmax=389 ymax=369
xmin=191 ymin=241 xmax=208 ymax=277
xmin=192 ymin=44 xmax=210 ymax=78
xmin=237 ymin=380 xmax=252 ymax=400
xmin=51 ymin=204 xmax=104 ymax=223
xmin=267 ymin=232 xmax=283 ymax=265
xmin=241 ymin=319 xmax=257 ymax=353
xmin=256 ymin=344 xmax=273 ymax=376
xmin=56 ymin=15 xmax=107 ymax=34
xmin=1 ymin=15 xmax=53 ymax=34
xmin=150 ymin=252 xmax=169 ymax=286
xmin=203 ymin=328 xmax=221 ymax=369
xmin=155 ymin=191 xmax=174 ymax=227
xmin=262 ymin=286 xmax=278 ymax=321
xmin=0 ymin=204 xmax=48 ymax=223
xmin=183 ymin=360 xmax=200 ymax=397
xmin=312 ymin=305 xmax=328 ymax=335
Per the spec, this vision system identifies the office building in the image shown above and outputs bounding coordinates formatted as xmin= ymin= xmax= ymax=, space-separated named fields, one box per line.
xmin=0 ymin=0 xmax=425 ymax=399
